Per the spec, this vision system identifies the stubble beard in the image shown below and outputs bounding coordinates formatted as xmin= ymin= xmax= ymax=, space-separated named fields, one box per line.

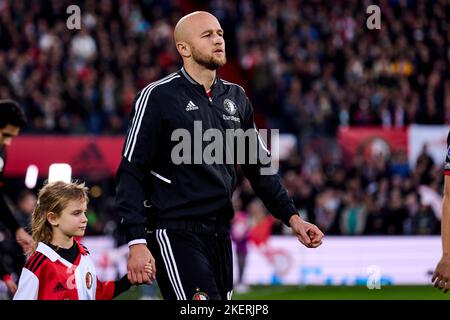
xmin=191 ymin=46 xmax=227 ymax=70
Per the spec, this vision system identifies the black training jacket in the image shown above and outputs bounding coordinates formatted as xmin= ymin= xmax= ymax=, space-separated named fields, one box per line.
xmin=0 ymin=146 xmax=20 ymax=233
xmin=115 ymin=68 xmax=298 ymax=242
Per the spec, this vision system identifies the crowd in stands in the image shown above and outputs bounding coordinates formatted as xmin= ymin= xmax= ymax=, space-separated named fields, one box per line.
xmin=1 ymin=0 xmax=449 ymax=135
xmin=233 ymin=144 xmax=441 ymax=238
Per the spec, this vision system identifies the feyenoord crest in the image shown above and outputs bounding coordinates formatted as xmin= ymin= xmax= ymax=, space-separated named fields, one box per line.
xmin=223 ymin=99 xmax=237 ymax=115
xmin=192 ymin=288 xmax=209 ymax=300
xmin=85 ymin=272 xmax=93 ymax=289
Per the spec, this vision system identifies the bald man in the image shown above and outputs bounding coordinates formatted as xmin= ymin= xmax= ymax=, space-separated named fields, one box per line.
xmin=115 ymin=11 xmax=324 ymax=300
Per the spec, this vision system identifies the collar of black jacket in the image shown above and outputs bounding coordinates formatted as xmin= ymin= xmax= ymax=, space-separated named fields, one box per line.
xmin=179 ymin=67 xmax=222 ymax=94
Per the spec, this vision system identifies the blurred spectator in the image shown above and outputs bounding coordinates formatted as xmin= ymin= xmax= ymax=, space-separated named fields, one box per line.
xmin=403 ymin=192 xmax=421 ymax=235
xmin=230 ymin=191 xmax=250 ymax=293
xmin=13 ymin=190 xmax=36 ymax=232
xmin=386 ymin=189 xmax=408 ymax=235
xmin=247 ymin=199 xmax=275 ymax=246
xmin=340 ymin=193 xmax=366 ymax=235
xmin=412 ymin=204 xmax=440 ymax=235
xmin=314 ymin=189 xmax=340 ymax=235
xmin=0 ymin=225 xmax=18 ymax=298
xmin=364 ymin=193 xmax=387 ymax=235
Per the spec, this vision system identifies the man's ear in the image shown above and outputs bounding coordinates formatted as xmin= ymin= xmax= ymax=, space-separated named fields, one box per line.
xmin=176 ymin=41 xmax=191 ymax=58
xmin=47 ymin=212 xmax=59 ymax=227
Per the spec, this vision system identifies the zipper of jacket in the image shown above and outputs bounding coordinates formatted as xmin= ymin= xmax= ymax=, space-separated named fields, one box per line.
xmin=205 ymin=93 xmax=233 ymax=201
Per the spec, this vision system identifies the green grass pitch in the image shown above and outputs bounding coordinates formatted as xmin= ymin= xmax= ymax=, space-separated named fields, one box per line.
xmin=116 ymin=285 xmax=450 ymax=300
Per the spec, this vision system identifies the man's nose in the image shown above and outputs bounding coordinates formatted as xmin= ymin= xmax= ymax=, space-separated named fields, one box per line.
xmin=213 ymin=34 xmax=224 ymax=45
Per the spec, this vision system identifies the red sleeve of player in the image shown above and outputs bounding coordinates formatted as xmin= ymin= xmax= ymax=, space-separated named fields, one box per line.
xmin=95 ymin=279 xmax=115 ymax=300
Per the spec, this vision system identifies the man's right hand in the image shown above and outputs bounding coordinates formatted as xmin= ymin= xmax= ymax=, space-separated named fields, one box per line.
xmin=127 ymin=244 xmax=156 ymax=285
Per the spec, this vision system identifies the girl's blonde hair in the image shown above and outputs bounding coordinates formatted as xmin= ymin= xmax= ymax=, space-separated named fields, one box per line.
xmin=31 ymin=181 xmax=89 ymax=251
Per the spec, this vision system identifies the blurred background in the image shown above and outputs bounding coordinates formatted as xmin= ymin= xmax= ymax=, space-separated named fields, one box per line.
xmin=0 ymin=0 xmax=449 ymax=299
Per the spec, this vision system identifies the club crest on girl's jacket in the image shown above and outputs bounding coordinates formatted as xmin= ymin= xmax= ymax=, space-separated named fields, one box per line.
xmin=86 ymin=272 xmax=93 ymax=289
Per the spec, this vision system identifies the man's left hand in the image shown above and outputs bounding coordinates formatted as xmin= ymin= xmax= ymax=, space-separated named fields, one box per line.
xmin=289 ymin=215 xmax=324 ymax=248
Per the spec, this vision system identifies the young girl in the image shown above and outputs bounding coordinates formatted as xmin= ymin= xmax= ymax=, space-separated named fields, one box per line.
xmin=13 ymin=181 xmax=152 ymax=300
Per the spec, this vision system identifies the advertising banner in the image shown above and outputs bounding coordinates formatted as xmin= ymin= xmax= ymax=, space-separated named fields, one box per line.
xmin=337 ymin=127 xmax=408 ymax=165
xmin=82 ymin=236 xmax=440 ymax=286
xmin=5 ymin=136 xmax=124 ymax=178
